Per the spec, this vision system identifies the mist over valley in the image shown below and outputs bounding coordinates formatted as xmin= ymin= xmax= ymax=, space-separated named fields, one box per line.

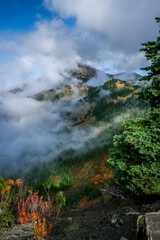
xmin=0 ymin=64 xmax=149 ymax=177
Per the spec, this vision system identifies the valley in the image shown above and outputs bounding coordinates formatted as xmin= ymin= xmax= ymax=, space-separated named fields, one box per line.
xmin=22 ymin=64 xmax=150 ymax=198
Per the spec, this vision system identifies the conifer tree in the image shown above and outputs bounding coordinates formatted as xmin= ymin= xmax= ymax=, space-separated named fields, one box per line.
xmin=108 ymin=18 xmax=160 ymax=195
xmin=140 ymin=17 xmax=160 ymax=107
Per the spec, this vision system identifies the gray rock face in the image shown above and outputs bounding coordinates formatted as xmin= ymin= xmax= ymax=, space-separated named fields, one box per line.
xmin=120 ymin=237 xmax=128 ymax=240
xmin=145 ymin=212 xmax=160 ymax=240
xmin=137 ymin=212 xmax=160 ymax=240
xmin=0 ymin=222 xmax=34 ymax=240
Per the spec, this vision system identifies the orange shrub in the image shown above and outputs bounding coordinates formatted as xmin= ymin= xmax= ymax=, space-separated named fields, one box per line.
xmin=34 ymin=215 xmax=54 ymax=240
xmin=7 ymin=179 xmax=15 ymax=185
xmin=90 ymin=157 xmax=114 ymax=186
xmin=17 ymin=191 xmax=57 ymax=224
xmin=90 ymin=171 xmax=114 ymax=185
xmin=77 ymin=196 xmax=98 ymax=210
xmin=15 ymin=179 xmax=23 ymax=189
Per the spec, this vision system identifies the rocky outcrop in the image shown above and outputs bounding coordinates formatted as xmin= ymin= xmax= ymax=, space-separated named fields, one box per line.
xmin=71 ymin=64 xmax=97 ymax=81
xmin=0 ymin=222 xmax=34 ymax=240
xmin=137 ymin=212 xmax=160 ymax=240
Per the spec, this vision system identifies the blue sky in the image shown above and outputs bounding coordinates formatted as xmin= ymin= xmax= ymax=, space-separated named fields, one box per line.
xmin=0 ymin=0 xmax=75 ymax=32
xmin=0 ymin=0 xmax=45 ymax=31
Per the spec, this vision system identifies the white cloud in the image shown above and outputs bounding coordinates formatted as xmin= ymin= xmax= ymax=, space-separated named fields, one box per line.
xmin=44 ymin=0 xmax=159 ymax=47
xmin=0 ymin=19 xmax=81 ymax=92
xmin=0 ymin=87 xmax=102 ymax=176
xmin=44 ymin=0 xmax=160 ymax=70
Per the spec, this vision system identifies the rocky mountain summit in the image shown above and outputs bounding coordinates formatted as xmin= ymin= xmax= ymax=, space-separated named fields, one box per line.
xmin=71 ymin=64 xmax=97 ymax=81
xmin=71 ymin=64 xmax=150 ymax=87
xmin=35 ymin=70 xmax=144 ymax=129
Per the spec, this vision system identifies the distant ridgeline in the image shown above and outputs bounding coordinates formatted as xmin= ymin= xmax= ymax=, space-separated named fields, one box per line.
xmin=34 ymin=65 xmax=150 ymax=163
xmin=71 ymin=64 xmax=150 ymax=87
xmin=36 ymin=64 xmax=150 ymax=126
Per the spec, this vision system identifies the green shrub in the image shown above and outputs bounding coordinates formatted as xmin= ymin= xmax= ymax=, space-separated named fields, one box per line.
xmin=0 ymin=177 xmax=8 ymax=197
xmin=66 ymin=184 xmax=101 ymax=207
xmin=108 ymin=109 xmax=160 ymax=195
xmin=104 ymin=195 xmax=112 ymax=204
xmin=0 ymin=202 xmax=15 ymax=230
xmin=65 ymin=224 xmax=79 ymax=234
xmin=55 ymin=191 xmax=66 ymax=218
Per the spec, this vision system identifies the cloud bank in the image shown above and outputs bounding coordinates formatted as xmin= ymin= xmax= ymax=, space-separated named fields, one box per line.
xmin=44 ymin=0 xmax=160 ymax=70
xmin=0 ymin=88 xmax=101 ymax=176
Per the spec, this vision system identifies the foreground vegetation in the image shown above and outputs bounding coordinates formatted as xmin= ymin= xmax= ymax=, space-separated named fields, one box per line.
xmin=0 ymin=155 xmax=114 ymax=238
xmin=0 ymin=177 xmax=66 ymax=239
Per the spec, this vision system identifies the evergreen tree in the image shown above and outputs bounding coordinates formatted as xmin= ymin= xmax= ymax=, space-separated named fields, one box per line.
xmin=108 ymin=18 xmax=160 ymax=195
xmin=140 ymin=17 xmax=160 ymax=108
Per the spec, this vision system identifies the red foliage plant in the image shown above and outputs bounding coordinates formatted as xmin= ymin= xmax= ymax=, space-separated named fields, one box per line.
xmin=76 ymin=196 xmax=98 ymax=210
xmin=90 ymin=157 xmax=114 ymax=186
xmin=17 ymin=191 xmax=57 ymax=224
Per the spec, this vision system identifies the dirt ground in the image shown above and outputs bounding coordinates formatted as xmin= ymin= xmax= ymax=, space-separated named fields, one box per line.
xmin=1 ymin=196 xmax=160 ymax=240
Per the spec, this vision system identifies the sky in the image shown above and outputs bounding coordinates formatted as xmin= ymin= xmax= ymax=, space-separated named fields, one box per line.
xmin=0 ymin=0 xmax=76 ymax=32
xmin=0 ymin=0 xmax=159 ymax=82
xmin=0 ymin=0 xmax=51 ymax=31
xmin=0 ymin=0 xmax=159 ymax=176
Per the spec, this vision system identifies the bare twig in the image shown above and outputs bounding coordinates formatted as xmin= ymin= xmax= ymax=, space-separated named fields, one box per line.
xmin=43 ymin=184 xmax=51 ymax=203
xmin=100 ymin=189 xmax=127 ymax=201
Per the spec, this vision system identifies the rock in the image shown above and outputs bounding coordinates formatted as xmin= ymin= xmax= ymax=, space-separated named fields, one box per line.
xmin=71 ymin=64 xmax=96 ymax=81
xmin=142 ymin=204 xmax=152 ymax=212
xmin=125 ymin=211 xmax=140 ymax=216
xmin=117 ymin=207 xmax=133 ymax=215
xmin=150 ymin=201 xmax=160 ymax=212
xmin=91 ymin=233 xmax=98 ymax=238
xmin=119 ymin=219 xmax=124 ymax=225
xmin=111 ymin=213 xmax=118 ymax=225
xmin=136 ymin=212 xmax=160 ymax=240
xmin=67 ymin=217 xmax=73 ymax=222
xmin=120 ymin=237 xmax=128 ymax=240
xmin=145 ymin=212 xmax=160 ymax=240
xmin=0 ymin=223 xmax=34 ymax=240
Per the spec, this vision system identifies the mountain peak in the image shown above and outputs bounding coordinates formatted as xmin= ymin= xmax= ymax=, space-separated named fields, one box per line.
xmin=71 ymin=64 xmax=149 ymax=87
xmin=71 ymin=64 xmax=96 ymax=81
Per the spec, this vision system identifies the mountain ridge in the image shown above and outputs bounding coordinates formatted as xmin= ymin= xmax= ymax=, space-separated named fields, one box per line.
xmin=71 ymin=64 xmax=148 ymax=87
